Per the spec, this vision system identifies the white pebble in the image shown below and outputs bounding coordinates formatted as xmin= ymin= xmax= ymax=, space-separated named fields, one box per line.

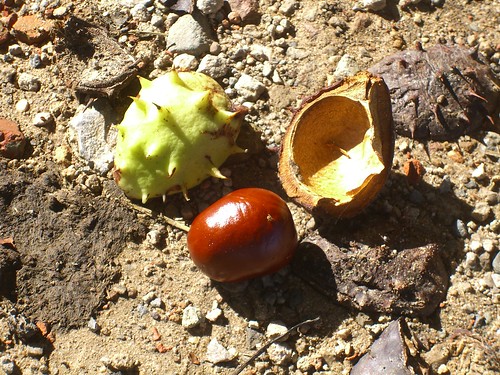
xmin=471 ymin=163 xmax=487 ymax=180
xmin=15 ymin=99 xmax=30 ymax=113
xmin=267 ymin=342 xmax=293 ymax=365
xmin=266 ymin=321 xmax=289 ymax=340
xmin=33 ymin=112 xmax=53 ymax=127
xmin=354 ymin=0 xmax=387 ymax=11
xmin=206 ymin=338 xmax=236 ymax=363
xmin=206 ymin=307 xmax=222 ymax=322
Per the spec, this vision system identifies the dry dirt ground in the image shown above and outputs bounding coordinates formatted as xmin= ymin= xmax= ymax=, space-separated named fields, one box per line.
xmin=0 ymin=0 xmax=499 ymax=374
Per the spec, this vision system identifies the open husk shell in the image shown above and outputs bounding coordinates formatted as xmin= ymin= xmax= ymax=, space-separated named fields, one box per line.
xmin=278 ymin=71 xmax=394 ymax=218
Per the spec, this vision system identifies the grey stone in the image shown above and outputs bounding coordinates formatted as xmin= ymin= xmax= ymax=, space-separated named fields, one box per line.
xmin=68 ymin=98 xmax=115 ymax=175
xmin=167 ymin=15 xmax=212 ymax=56
xmin=471 ymin=202 xmax=491 ymax=223
xmin=439 ymin=175 xmax=452 ymax=193
xmin=279 ymin=0 xmax=298 ymax=16
xmin=172 ymin=53 xmax=198 ymax=70
xmin=196 ymin=0 xmax=224 ymax=15
xmin=464 ymin=252 xmax=479 ymax=270
xmin=234 ymin=74 xmax=265 ymax=101
xmin=249 ymin=44 xmax=272 ymax=61
xmin=0 ymin=356 xmax=15 ymax=375
xmin=286 ymin=47 xmax=310 ymax=60
xmin=8 ymin=44 xmax=23 ymax=56
xmin=150 ymin=297 xmax=163 ymax=308
xmin=333 ymin=54 xmax=360 ymax=78
xmin=492 ymin=252 xmax=500 ymax=273
xmin=182 ymin=305 xmax=203 ymax=328
xmin=17 ymin=73 xmax=40 ymax=92
xmin=88 ymin=317 xmax=100 ymax=333
xmin=26 ymin=345 xmax=44 ymax=357
xmin=197 ymin=54 xmax=228 ymax=79
xmin=267 ymin=342 xmax=293 ymax=365
xmin=454 ymin=219 xmax=468 ymax=238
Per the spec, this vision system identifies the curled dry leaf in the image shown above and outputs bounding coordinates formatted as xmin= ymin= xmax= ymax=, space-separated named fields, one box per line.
xmin=351 ymin=318 xmax=429 ymax=375
xmin=279 ymin=71 xmax=394 ymax=218
xmin=292 ymin=234 xmax=448 ymax=317
xmin=368 ymin=43 xmax=500 ymax=141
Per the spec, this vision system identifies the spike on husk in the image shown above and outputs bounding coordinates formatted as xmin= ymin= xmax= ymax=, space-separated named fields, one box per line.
xmin=114 ymin=71 xmax=246 ymax=203
xmin=278 ymin=71 xmax=394 ymax=218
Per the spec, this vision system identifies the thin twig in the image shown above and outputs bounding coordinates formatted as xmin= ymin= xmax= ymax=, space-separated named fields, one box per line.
xmin=231 ymin=317 xmax=320 ymax=375
xmin=128 ymin=202 xmax=190 ymax=232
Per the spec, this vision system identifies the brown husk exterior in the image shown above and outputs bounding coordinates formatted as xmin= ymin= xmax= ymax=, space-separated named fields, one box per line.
xmin=278 ymin=71 xmax=394 ymax=218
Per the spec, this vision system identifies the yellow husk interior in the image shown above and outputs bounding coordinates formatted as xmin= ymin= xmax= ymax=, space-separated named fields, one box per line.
xmin=292 ymin=96 xmax=384 ymax=204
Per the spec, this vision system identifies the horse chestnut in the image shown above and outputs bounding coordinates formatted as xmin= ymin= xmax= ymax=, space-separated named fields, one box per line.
xmin=187 ymin=188 xmax=298 ymax=282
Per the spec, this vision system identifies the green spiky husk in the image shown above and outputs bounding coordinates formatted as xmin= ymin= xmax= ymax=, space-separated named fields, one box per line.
xmin=114 ymin=71 xmax=245 ymax=203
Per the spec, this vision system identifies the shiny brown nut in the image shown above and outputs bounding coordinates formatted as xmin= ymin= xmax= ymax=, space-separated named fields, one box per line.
xmin=187 ymin=188 xmax=298 ymax=282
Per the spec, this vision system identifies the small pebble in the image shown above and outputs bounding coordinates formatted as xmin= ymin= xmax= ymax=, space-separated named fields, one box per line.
xmin=197 ymin=54 xmax=228 ymax=79
xmin=469 ymin=240 xmax=483 ymax=253
xmin=483 ymin=239 xmax=496 ymax=253
xmin=266 ymin=321 xmax=289 ymax=340
xmin=267 ymin=342 xmax=293 ymax=365
xmin=26 ymin=345 xmax=44 ymax=357
xmin=172 ymin=53 xmax=199 ymax=70
xmin=353 ymin=0 xmax=387 ymax=11
xmin=17 ymin=73 xmax=41 ymax=92
xmin=196 ymin=0 xmax=224 ymax=15
xmin=182 ymin=305 xmax=203 ymax=328
xmin=333 ymin=54 xmax=360 ymax=78
xmin=471 ymin=202 xmax=491 ymax=223
xmin=29 ymin=54 xmax=42 ymax=68
xmin=437 ymin=364 xmax=450 ymax=374
xmin=8 ymin=44 xmax=23 ymax=56
xmin=492 ymin=252 xmax=500 ymax=273
xmin=471 ymin=163 xmax=487 ymax=180
xmin=0 ymin=356 xmax=15 ymax=375
xmin=88 ymin=317 xmax=101 ymax=333
xmin=101 ymin=354 xmax=139 ymax=371
xmin=206 ymin=338 xmax=236 ymax=363
xmin=234 ymin=74 xmax=265 ymax=101
xmin=465 ymin=252 xmax=479 ymax=270
xmin=142 ymin=291 xmax=156 ymax=303
xmin=492 ymin=273 xmax=500 ymax=288
xmin=454 ymin=219 xmax=468 ymax=238
xmin=150 ymin=297 xmax=163 ymax=308
xmin=33 ymin=112 xmax=53 ymax=127
xmin=15 ymin=99 xmax=30 ymax=112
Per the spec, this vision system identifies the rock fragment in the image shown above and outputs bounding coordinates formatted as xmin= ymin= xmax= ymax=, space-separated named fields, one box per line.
xmin=167 ymin=14 xmax=212 ymax=56
xmin=206 ymin=338 xmax=236 ymax=363
xmin=197 ymin=54 xmax=228 ymax=79
xmin=226 ymin=0 xmax=260 ymax=23
xmin=182 ymin=305 xmax=203 ymax=328
xmin=197 ymin=0 xmax=224 ymax=15
xmin=68 ymin=98 xmax=115 ymax=174
xmin=0 ymin=118 xmax=26 ymax=159
xmin=235 ymin=74 xmax=265 ymax=101
xmin=267 ymin=342 xmax=294 ymax=365
xmin=17 ymin=73 xmax=40 ymax=92
xmin=11 ymin=15 xmax=53 ymax=44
